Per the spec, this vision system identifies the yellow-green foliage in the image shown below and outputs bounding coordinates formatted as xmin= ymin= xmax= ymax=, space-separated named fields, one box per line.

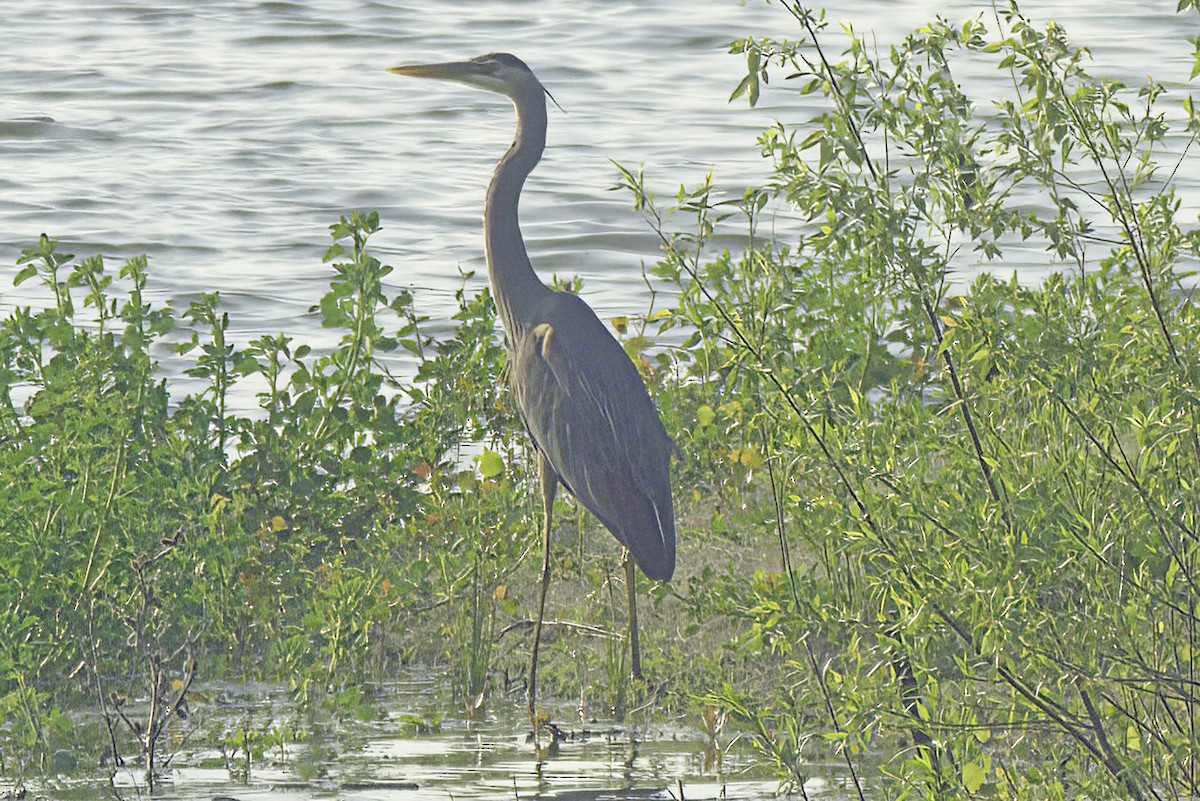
xmin=616 ymin=2 xmax=1200 ymax=798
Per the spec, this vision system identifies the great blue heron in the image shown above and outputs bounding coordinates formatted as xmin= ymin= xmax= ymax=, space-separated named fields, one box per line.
xmin=389 ymin=53 xmax=675 ymax=719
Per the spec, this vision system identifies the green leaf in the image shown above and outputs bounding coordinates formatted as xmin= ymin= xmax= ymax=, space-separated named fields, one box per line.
xmin=13 ymin=264 xmax=37 ymax=286
xmin=477 ymin=448 xmax=504 ymax=479
xmin=799 ymin=130 xmax=825 ymax=150
xmin=963 ymin=760 xmax=987 ymax=793
xmin=1126 ymin=723 xmax=1142 ymax=751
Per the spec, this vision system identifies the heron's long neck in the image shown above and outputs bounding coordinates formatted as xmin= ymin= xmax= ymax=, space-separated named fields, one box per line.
xmin=485 ymin=87 xmax=551 ymax=338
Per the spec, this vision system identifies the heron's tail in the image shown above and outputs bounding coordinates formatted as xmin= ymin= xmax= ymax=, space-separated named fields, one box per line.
xmin=620 ymin=495 xmax=675 ymax=582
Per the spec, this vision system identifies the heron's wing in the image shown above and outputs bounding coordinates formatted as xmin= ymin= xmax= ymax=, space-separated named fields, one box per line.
xmin=511 ymin=292 xmax=675 ymax=581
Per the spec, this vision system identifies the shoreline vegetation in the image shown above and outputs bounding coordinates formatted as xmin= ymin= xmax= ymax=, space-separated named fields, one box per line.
xmin=3 ymin=1 xmax=1199 ymax=798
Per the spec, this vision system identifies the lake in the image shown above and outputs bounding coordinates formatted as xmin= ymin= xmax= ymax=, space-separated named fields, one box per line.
xmin=1 ymin=0 xmax=1195 ymax=411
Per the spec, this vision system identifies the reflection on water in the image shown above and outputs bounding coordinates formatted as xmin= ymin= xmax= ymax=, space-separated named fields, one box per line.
xmin=0 ymin=1 xmax=1194 ymax=412
xmin=16 ymin=680 xmax=861 ymax=800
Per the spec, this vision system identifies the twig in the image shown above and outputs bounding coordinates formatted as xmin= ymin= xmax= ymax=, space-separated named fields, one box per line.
xmin=497 ymin=619 xmax=618 ymax=640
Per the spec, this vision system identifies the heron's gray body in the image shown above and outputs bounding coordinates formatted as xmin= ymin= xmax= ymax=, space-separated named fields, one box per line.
xmin=466 ymin=52 xmax=675 ymax=582
xmin=510 ymin=290 xmax=675 ymax=580
xmin=389 ymin=52 xmax=674 ymax=717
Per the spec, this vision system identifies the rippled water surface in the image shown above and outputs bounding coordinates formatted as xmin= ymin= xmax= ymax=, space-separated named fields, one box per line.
xmin=2 ymin=0 xmax=1195 ymax=407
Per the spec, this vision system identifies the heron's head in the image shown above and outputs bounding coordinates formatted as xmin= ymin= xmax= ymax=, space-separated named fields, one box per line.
xmin=389 ymin=53 xmax=547 ymax=101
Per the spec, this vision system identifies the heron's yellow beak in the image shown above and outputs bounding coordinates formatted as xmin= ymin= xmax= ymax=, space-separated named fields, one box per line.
xmin=388 ymin=56 xmax=525 ymax=99
xmin=388 ymin=61 xmax=480 ymax=80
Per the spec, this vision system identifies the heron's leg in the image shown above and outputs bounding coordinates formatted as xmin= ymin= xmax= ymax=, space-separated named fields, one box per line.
xmin=528 ymin=451 xmax=558 ymax=723
xmin=623 ymin=549 xmax=642 ymax=681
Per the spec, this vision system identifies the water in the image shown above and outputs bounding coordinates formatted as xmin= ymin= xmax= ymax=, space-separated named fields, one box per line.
xmin=1 ymin=0 xmax=1195 ymax=411
xmin=15 ymin=680 xmax=857 ymax=800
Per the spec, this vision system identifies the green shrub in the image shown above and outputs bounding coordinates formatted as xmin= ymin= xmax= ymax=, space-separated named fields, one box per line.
xmin=620 ymin=2 xmax=1200 ymax=797
xmin=0 ymin=213 xmax=528 ymax=782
